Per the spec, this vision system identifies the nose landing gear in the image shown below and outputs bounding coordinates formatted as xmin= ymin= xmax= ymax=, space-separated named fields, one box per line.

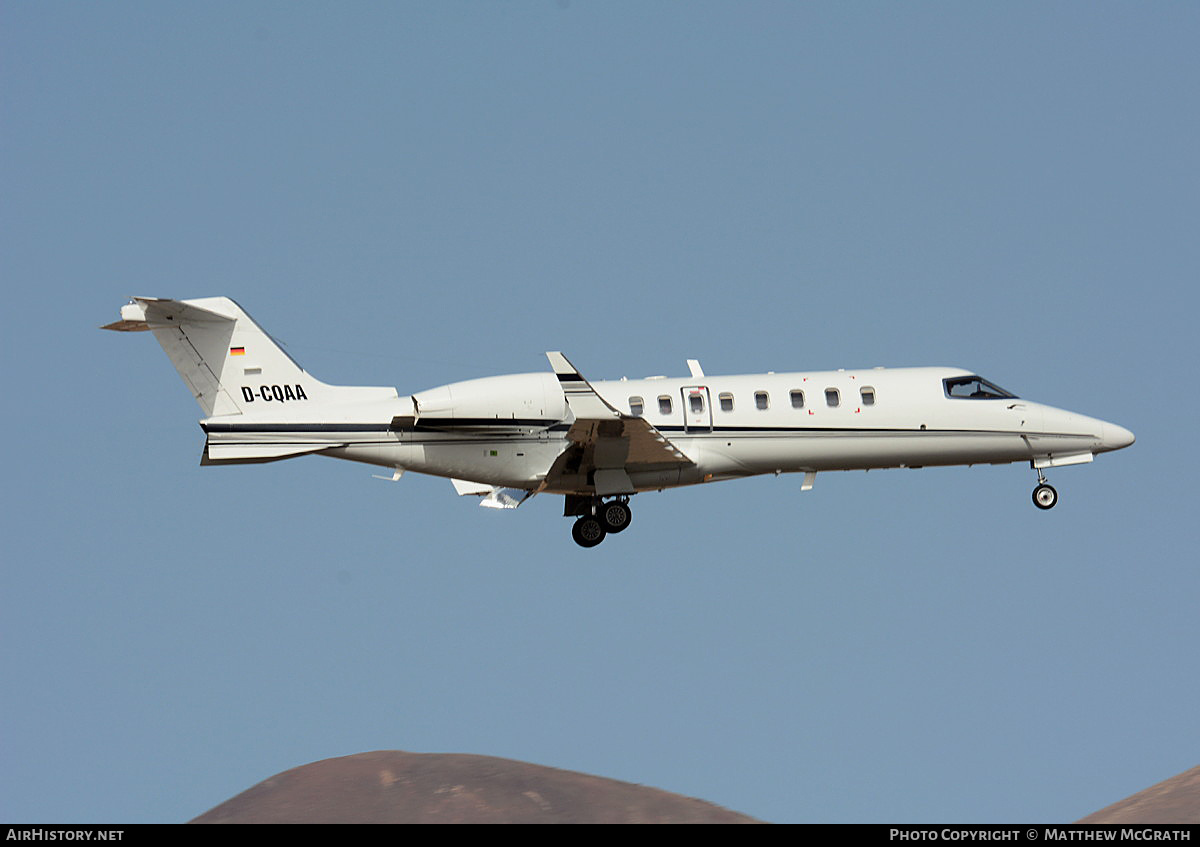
xmin=1032 ymin=468 xmax=1058 ymax=510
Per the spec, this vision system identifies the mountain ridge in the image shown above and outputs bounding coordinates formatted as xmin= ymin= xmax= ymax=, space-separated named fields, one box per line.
xmin=190 ymin=750 xmax=762 ymax=824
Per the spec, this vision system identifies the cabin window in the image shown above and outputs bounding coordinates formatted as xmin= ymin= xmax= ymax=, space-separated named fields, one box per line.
xmin=825 ymin=388 xmax=840 ymax=407
xmin=860 ymin=387 xmax=875 ymax=406
xmin=755 ymin=391 xmax=769 ymax=410
xmin=629 ymin=396 xmax=644 ymax=417
xmin=943 ymin=375 xmax=1018 ymax=399
xmin=658 ymin=395 xmax=673 ymax=415
xmin=790 ymin=389 xmax=805 ymax=409
xmin=719 ymin=392 xmax=734 ymax=412
xmin=689 ymin=392 xmax=705 ymax=414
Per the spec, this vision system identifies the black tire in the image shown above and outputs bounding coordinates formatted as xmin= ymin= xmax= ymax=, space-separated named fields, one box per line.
xmin=1032 ymin=483 xmax=1058 ymax=510
xmin=600 ymin=501 xmax=632 ymax=534
xmin=572 ymin=515 xmax=607 ymax=548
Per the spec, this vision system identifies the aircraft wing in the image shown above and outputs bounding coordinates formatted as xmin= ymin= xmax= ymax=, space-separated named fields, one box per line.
xmin=543 ymin=352 xmax=692 ymax=496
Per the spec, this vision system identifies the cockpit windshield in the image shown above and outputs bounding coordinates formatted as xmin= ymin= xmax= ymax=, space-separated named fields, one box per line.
xmin=943 ymin=375 xmax=1018 ymax=400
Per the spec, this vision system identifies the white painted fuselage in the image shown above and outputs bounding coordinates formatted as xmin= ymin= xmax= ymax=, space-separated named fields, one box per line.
xmin=105 ymin=297 xmax=1134 ymax=545
xmin=204 ymin=366 xmax=1131 ymax=493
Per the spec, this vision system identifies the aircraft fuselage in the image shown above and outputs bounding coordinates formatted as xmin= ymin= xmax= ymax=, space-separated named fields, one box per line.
xmin=203 ymin=365 xmax=1132 ymax=494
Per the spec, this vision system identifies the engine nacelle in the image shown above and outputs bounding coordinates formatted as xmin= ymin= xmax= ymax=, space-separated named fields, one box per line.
xmin=410 ymin=372 xmax=567 ymax=431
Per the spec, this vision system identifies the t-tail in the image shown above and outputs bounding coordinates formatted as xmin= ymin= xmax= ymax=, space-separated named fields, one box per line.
xmin=103 ymin=296 xmax=398 ymax=463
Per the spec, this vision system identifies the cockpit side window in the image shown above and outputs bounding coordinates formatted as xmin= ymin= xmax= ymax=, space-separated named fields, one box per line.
xmin=943 ymin=376 xmax=1018 ymax=400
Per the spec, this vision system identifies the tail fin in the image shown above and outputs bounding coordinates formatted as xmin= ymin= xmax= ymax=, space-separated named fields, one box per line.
xmin=102 ymin=296 xmax=395 ymax=416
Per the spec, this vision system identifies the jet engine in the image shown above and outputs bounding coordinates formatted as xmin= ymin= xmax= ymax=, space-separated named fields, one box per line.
xmin=405 ymin=372 xmax=567 ymax=432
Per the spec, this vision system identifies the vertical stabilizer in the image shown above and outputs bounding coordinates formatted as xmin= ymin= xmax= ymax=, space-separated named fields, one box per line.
xmin=102 ymin=296 xmax=396 ymax=416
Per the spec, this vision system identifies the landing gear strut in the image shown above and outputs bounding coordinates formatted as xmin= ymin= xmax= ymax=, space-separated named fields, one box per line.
xmin=567 ymin=496 xmax=633 ymax=547
xmin=1032 ymin=468 xmax=1058 ymax=510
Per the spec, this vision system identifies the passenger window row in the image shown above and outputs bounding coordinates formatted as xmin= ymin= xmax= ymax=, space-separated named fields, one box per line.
xmin=627 ymin=387 xmax=876 ymax=416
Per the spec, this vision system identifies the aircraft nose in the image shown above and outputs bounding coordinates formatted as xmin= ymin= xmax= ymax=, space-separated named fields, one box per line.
xmin=1100 ymin=422 xmax=1135 ymax=452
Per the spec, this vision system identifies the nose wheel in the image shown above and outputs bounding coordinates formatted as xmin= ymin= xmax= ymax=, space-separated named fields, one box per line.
xmin=1031 ymin=468 xmax=1058 ymax=510
xmin=1033 ymin=483 xmax=1058 ymax=510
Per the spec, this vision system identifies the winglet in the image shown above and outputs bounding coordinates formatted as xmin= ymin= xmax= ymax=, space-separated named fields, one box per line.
xmin=545 ymin=351 xmax=577 ymax=378
xmin=546 ymin=352 xmax=621 ymax=418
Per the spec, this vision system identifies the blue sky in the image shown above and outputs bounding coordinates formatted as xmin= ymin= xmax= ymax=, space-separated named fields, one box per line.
xmin=2 ymin=1 xmax=1198 ymax=823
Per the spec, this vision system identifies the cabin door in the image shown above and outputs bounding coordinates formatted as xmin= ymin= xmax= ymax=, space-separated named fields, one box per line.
xmin=681 ymin=386 xmax=713 ymax=432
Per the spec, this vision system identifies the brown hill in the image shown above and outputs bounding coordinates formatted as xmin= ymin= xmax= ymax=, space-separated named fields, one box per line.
xmin=190 ymin=750 xmax=762 ymax=824
xmin=1078 ymin=765 xmax=1200 ymax=824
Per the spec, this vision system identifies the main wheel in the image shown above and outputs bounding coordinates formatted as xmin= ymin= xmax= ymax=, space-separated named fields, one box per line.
xmin=1032 ymin=483 xmax=1058 ymax=510
xmin=600 ymin=501 xmax=632 ymax=534
xmin=572 ymin=515 xmax=607 ymax=548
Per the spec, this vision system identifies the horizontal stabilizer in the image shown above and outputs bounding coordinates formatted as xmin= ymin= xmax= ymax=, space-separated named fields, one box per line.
xmin=202 ymin=442 xmax=339 ymax=465
xmin=100 ymin=318 xmax=152 ymax=332
xmin=101 ymin=297 xmax=236 ymax=331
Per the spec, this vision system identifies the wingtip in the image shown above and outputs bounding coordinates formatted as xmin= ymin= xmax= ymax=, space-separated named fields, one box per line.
xmin=545 ymin=351 xmax=578 ymax=376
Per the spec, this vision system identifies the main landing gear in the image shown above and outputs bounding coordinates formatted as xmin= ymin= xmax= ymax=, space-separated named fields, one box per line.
xmin=1032 ymin=468 xmax=1058 ymax=510
xmin=568 ymin=496 xmax=633 ymax=548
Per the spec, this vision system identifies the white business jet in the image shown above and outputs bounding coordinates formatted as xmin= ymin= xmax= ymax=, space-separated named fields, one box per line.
xmin=104 ymin=297 xmax=1134 ymax=547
